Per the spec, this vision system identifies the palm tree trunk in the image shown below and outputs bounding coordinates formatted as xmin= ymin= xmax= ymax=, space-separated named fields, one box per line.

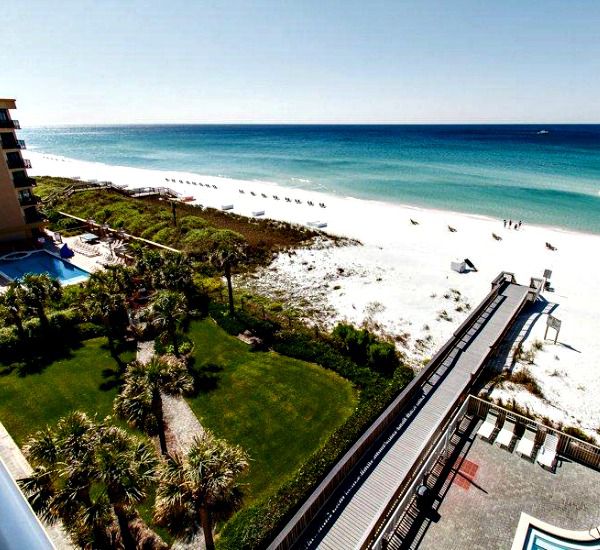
xmin=152 ymin=389 xmax=168 ymax=455
xmin=224 ymin=262 xmax=234 ymax=316
xmin=169 ymin=323 xmax=179 ymax=356
xmin=113 ymin=503 xmax=137 ymax=550
xmin=13 ymin=315 xmax=26 ymax=341
xmin=199 ymin=506 xmax=215 ymax=550
xmin=38 ymin=306 xmax=49 ymax=331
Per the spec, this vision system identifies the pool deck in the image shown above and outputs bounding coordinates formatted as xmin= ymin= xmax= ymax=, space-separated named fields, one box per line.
xmin=401 ymin=420 xmax=600 ymax=550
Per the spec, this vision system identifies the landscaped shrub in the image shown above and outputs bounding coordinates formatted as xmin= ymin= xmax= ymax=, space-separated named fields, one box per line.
xmin=332 ymin=322 xmax=400 ymax=377
xmin=273 ymin=331 xmax=378 ymax=390
xmin=140 ymin=221 xmax=170 ymax=240
xmin=152 ymin=227 xmax=179 ymax=245
xmin=0 ymin=327 xmax=19 ymax=363
xmin=76 ymin=321 xmax=106 ymax=339
xmin=179 ymin=216 xmax=209 ymax=232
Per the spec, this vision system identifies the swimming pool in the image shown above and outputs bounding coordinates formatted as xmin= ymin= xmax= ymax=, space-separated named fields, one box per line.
xmin=0 ymin=251 xmax=90 ymax=284
xmin=525 ymin=528 xmax=600 ymax=549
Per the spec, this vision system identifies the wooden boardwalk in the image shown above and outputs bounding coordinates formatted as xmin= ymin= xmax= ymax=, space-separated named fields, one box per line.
xmin=294 ymin=282 xmax=530 ymax=550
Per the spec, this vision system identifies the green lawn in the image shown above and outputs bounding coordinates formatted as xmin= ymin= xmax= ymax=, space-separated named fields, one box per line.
xmin=186 ymin=319 xmax=358 ymax=503
xmin=0 ymin=338 xmax=136 ymax=445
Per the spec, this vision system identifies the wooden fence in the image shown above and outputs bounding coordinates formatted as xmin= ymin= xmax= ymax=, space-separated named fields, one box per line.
xmin=468 ymin=396 xmax=600 ymax=471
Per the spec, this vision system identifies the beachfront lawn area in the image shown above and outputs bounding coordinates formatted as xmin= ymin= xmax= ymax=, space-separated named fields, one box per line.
xmin=186 ymin=319 xmax=358 ymax=503
xmin=0 ymin=337 xmax=136 ymax=445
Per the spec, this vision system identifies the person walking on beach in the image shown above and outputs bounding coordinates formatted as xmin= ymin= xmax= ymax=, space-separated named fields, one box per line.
xmin=509 ymin=220 xmax=512 ymax=228
xmin=519 ymin=220 xmax=522 ymax=229
xmin=503 ymin=219 xmax=507 ymax=228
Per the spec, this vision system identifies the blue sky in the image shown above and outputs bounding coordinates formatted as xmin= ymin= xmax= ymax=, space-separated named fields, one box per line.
xmin=3 ymin=0 xmax=600 ymax=124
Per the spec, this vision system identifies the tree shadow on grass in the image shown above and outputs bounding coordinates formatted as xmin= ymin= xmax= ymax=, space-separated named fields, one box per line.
xmin=14 ymin=344 xmax=79 ymax=377
xmin=98 ymin=340 xmax=137 ymax=391
xmin=188 ymin=362 xmax=223 ymax=396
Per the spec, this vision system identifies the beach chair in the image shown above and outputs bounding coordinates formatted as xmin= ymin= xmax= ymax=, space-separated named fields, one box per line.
xmin=477 ymin=411 xmax=499 ymax=441
xmin=515 ymin=427 xmax=537 ymax=459
xmin=537 ymin=432 xmax=559 ymax=470
xmin=495 ymin=419 xmax=516 ymax=449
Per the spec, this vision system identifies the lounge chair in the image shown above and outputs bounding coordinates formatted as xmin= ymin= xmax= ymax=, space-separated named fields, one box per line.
xmin=495 ymin=419 xmax=516 ymax=449
xmin=537 ymin=432 xmax=559 ymax=470
xmin=477 ymin=411 xmax=499 ymax=441
xmin=515 ymin=427 xmax=537 ymax=459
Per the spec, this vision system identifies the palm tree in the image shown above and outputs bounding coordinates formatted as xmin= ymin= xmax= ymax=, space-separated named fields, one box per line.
xmin=19 ymin=273 xmax=62 ymax=331
xmin=159 ymin=253 xmax=195 ymax=300
xmin=85 ymin=270 xmax=131 ymax=350
xmin=207 ymin=230 xmax=247 ymax=316
xmin=154 ymin=430 xmax=249 ymax=550
xmin=132 ymin=249 xmax=164 ymax=291
xmin=19 ymin=412 xmax=164 ymax=550
xmin=115 ymin=355 xmax=194 ymax=455
xmin=146 ymin=290 xmax=187 ymax=356
xmin=0 ymin=282 xmax=27 ymax=340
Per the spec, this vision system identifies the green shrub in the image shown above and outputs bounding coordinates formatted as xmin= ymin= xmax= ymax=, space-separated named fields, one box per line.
xmin=367 ymin=341 xmax=399 ymax=377
xmin=331 ymin=322 xmax=400 ymax=377
xmin=141 ymin=221 xmax=170 ymax=240
xmin=0 ymin=326 xmax=19 ymax=362
xmin=179 ymin=216 xmax=209 ymax=232
xmin=76 ymin=322 xmax=105 ymax=339
xmin=152 ymin=227 xmax=179 ymax=245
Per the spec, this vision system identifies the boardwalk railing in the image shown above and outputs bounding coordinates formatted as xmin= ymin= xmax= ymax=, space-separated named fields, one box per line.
xmin=358 ymin=280 xmax=532 ymax=549
xmin=268 ymin=274 xmax=529 ymax=550
xmin=365 ymin=396 xmax=471 ymax=549
xmin=468 ymin=397 xmax=600 ymax=471
xmin=55 ymin=211 xmax=182 ymax=254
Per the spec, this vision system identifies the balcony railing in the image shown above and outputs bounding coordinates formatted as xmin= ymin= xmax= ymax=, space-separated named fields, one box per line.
xmin=12 ymin=174 xmax=36 ymax=188
xmin=23 ymin=208 xmax=46 ymax=225
xmin=6 ymin=157 xmax=32 ymax=170
xmin=19 ymin=195 xmax=39 ymax=207
xmin=0 ymin=137 xmax=25 ymax=150
xmin=0 ymin=119 xmax=20 ymax=129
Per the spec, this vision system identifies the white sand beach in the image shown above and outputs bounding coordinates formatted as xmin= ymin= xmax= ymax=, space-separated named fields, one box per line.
xmin=28 ymin=151 xmax=600 ymax=440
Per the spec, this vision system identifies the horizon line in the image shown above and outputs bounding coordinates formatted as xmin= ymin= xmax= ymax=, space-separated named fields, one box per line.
xmin=22 ymin=121 xmax=600 ymax=128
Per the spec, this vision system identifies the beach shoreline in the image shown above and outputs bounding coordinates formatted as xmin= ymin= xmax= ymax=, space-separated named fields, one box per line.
xmin=28 ymin=150 xmax=600 ymax=440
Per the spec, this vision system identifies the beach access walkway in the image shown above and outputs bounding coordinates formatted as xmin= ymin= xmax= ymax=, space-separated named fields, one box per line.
xmin=270 ymin=274 xmax=533 ymax=550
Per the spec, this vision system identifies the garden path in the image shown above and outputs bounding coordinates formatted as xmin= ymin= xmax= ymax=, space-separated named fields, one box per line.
xmin=136 ymin=340 xmax=206 ymax=550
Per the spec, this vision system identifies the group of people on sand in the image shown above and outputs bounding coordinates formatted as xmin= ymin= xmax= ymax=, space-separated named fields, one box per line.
xmin=503 ymin=219 xmax=522 ymax=230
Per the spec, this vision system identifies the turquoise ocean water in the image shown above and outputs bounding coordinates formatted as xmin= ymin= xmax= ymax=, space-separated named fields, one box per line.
xmin=22 ymin=125 xmax=600 ymax=234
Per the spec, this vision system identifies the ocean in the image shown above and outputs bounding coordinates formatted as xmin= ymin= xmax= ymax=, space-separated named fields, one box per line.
xmin=21 ymin=124 xmax=600 ymax=234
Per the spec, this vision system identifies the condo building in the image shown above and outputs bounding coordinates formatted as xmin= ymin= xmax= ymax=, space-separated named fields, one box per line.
xmin=0 ymin=98 xmax=44 ymax=242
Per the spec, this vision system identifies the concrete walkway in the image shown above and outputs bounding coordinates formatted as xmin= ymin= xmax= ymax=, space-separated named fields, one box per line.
xmin=136 ymin=340 xmax=206 ymax=550
xmin=0 ymin=422 xmax=75 ymax=549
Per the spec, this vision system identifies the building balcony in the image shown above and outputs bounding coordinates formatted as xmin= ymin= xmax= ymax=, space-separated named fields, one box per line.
xmin=6 ymin=156 xmax=32 ymax=170
xmin=0 ymin=136 xmax=26 ymax=150
xmin=0 ymin=119 xmax=20 ymax=129
xmin=19 ymin=194 xmax=39 ymax=207
xmin=13 ymin=176 xmax=37 ymax=189
xmin=23 ymin=208 xmax=46 ymax=225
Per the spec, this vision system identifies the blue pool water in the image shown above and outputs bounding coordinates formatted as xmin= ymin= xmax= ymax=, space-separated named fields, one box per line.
xmin=527 ymin=528 xmax=600 ymax=549
xmin=0 ymin=251 xmax=90 ymax=284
